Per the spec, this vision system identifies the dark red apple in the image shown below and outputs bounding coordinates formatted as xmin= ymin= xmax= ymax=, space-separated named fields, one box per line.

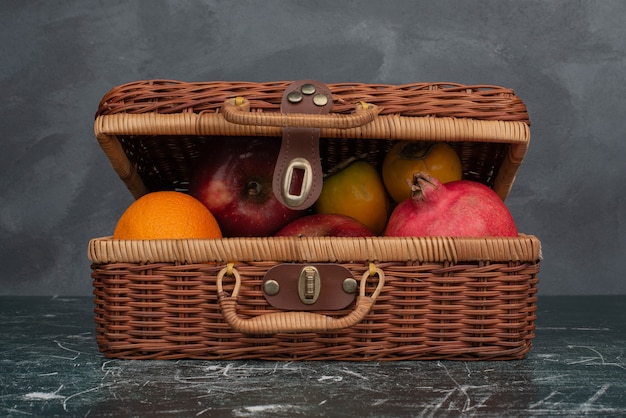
xmin=275 ymin=213 xmax=374 ymax=237
xmin=189 ymin=137 xmax=304 ymax=237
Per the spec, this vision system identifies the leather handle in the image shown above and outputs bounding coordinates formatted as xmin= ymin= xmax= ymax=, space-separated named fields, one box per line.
xmin=217 ymin=264 xmax=385 ymax=334
xmin=221 ymin=97 xmax=381 ymax=129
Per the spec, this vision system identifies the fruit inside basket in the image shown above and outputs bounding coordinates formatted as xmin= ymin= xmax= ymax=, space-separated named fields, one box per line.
xmin=89 ymin=79 xmax=540 ymax=361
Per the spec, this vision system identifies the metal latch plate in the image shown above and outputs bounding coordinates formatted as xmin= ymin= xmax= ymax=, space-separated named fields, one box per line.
xmin=262 ymin=263 xmax=357 ymax=311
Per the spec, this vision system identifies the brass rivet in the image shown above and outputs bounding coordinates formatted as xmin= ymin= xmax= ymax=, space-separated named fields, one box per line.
xmin=301 ymin=83 xmax=316 ymax=95
xmin=287 ymin=91 xmax=303 ymax=103
xmin=264 ymin=279 xmax=280 ymax=296
xmin=313 ymin=93 xmax=329 ymax=107
xmin=342 ymin=278 xmax=358 ymax=294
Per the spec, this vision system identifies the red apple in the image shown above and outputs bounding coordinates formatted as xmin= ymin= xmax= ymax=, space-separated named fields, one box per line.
xmin=189 ymin=137 xmax=304 ymax=237
xmin=275 ymin=213 xmax=374 ymax=237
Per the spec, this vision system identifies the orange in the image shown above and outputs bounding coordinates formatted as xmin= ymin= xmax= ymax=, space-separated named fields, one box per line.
xmin=113 ymin=191 xmax=222 ymax=239
xmin=314 ymin=160 xmax=389 ymax=235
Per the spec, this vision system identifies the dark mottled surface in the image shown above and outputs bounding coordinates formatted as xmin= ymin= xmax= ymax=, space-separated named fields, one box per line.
xmin=1 ymin=296 xmax=624 ymax=417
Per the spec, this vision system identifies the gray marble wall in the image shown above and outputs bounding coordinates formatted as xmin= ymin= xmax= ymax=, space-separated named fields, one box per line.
xmin=2 ymin=0 xmax=624 ymax=295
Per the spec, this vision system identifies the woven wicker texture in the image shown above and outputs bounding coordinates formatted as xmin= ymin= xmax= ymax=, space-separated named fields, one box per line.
xmin=96 ymin=80 xmax=529 ymax=122
xmin=90 ymin=236 xmax=541 ymax=360
xmin=90 ymin=79 xmax=539 ymax=361
xmin=91 ymin=236 xmax=540 ymax=361
xmin=89 ymin=236 xmax=541 ymax=265
xmin=94 ymin=80 xmax=530 ymax=199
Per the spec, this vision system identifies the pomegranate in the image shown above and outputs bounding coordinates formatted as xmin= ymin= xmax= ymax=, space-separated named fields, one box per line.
xmin=384 ymin=172 xmax=518 ymax=237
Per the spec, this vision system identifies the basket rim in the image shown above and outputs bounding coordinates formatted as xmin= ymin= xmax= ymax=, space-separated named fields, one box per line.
xmin=88 ymin=234 xmax=541 ymax=265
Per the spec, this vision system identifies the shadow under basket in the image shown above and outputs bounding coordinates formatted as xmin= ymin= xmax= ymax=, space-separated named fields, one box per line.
xmin=89 ymin=80 xmax=540 ymax=360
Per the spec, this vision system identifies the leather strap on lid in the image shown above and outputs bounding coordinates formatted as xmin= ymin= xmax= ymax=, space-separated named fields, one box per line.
xmin=273 ymin=80 xmax=332 ymax=209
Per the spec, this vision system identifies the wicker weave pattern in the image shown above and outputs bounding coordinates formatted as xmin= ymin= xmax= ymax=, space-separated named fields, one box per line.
xmin=94 ymin=80 xmax=530 ymax=201
xmin=96 ymin=80 xmax=529 ymax=123
xmin=91 ymin=250 xmax=539 ymax=361
xmin=90 ymin=79 xmax=539 ymax=361
xmin=89 ymin=235 xmax=541 ymax=265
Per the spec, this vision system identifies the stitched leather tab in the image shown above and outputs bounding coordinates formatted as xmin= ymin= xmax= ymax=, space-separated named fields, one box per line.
xmin=273 ymin=80 xmax=331 ymax=209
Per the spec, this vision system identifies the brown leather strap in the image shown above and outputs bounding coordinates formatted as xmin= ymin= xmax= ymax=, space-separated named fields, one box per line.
xmin=273 ymin=80 xmax=332 ymax=209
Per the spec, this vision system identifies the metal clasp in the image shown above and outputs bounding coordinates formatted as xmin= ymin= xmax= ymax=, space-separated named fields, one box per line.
xmin=298 ymin=266 xmax=321 ymax=304
xmin=281 ymin=157 xmax=314 ymax=207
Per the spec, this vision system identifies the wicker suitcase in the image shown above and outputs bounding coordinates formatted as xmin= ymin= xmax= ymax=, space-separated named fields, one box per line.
xmin=89 ymin=79 xmax=540 ymax=361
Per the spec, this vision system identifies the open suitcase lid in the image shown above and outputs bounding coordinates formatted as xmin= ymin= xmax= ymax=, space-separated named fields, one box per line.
xmin=94 ymin=80 xmax=530 ymax=202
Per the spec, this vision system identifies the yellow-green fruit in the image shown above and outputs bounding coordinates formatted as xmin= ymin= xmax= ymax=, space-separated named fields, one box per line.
xmin=314 ymin=161 xmax=389 ymax=235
